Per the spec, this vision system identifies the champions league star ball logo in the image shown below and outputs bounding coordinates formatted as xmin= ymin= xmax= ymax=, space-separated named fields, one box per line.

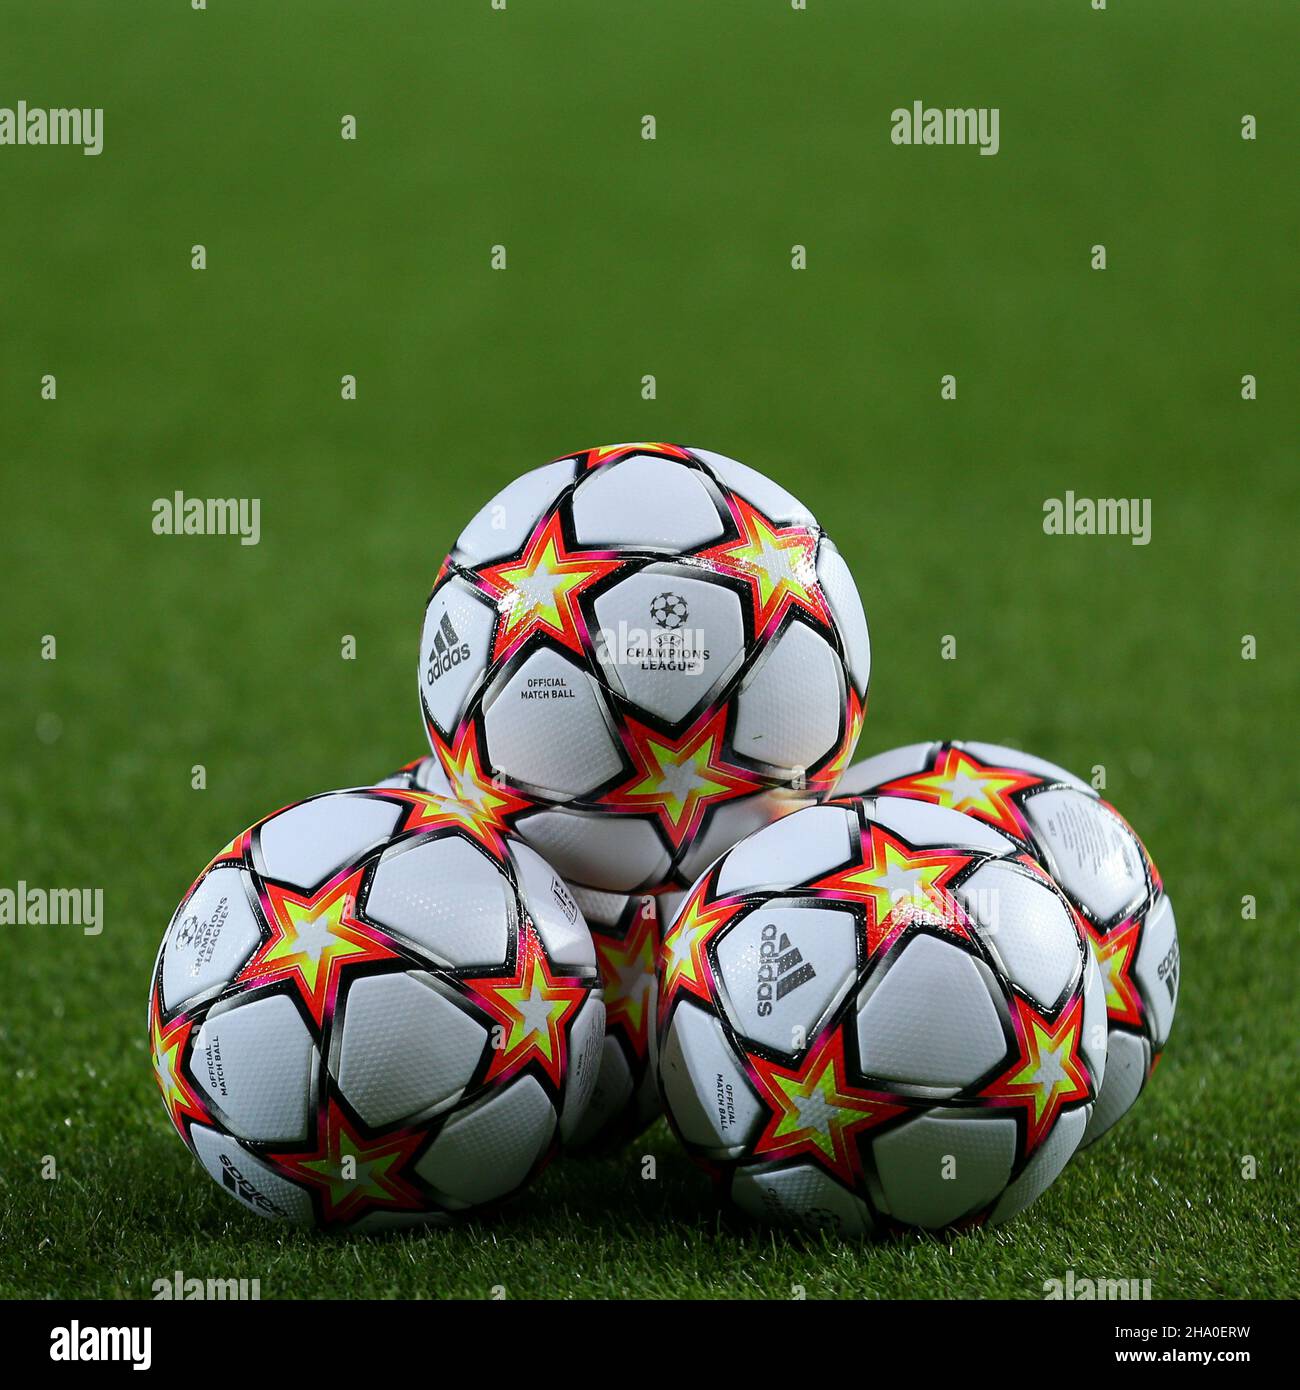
xmin=650 ymin=592 xmax=689 ymax=630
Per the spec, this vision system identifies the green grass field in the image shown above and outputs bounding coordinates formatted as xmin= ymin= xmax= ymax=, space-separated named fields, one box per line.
xmin=1 ymin=0 xmax=1296 ymax=1300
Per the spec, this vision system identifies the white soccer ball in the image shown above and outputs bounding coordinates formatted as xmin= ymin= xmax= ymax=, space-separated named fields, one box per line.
xmin=418 ymin=443 xmax=870 ymax=896
xmin=838 ymin=741 xmax=1178 ymax=1142
xmin=149 ymin=787 xmax=604 ymax=1230
xmin=656 ymin=796 xmax=1107 ymax=1234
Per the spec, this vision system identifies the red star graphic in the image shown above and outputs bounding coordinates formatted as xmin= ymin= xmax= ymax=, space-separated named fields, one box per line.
xmin=1082 ymin=916 xmax=1145 ymax=1029
xmin=268 ymin=1097 xmax=429 ymax=1228
xmin=474 ymin=510 xmax=622 ymax=662
xmin=693 ymin=494 xmax=832 ymax=638
xmin=240 ymin=865 xmax=403 ymax=1027
xmin=414 ymin=721 xmax=533 ymax=855
xmin=149 ymin=987 xmax=210 ymax=1145
xmin=980 ymin=991 xmax=1093 ymax=1155
xmin=812 ymin=823 xmax=974 ymax=960
xmin=657 ymin=874 xmax=745 ymax=1016
xmin=578 ymin=442 xmax=694 ymax=470
xmin=462 ymin=927 xmax=590 ymax=1089
xmin=599 ymin=707 xmax=762 ymax=851
xmin=877 ymin=746 xmax=1041 ymax=842
xmin=592 ymin=900 xmax=660 ymax=1061
xmin=747 ymin=1028 xmax=905 ymax=1185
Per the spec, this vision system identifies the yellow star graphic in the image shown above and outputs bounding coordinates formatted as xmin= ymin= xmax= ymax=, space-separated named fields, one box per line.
xmin=1086 ymin=918 xmax=1144 ymax=1027
xmin=585 ymin=442 xmax=691 ymax=466
xmin=258 ymin=888 xmax=369 ymax=997
xmin=244 ymin=867 xmax=400 ymax=1025
xmin=750 ymin=1030 xmax=903 ymax=1183
xmin=467 ymin=929 xmax=589 ymax=1087
xmin=658 ymin=879 xmax=742 ymax=1010
xmin=604 ymin=709 xmax=758 ymax=849
xmin=697 ymin=497 xmax=830 ymax=635
xmin=882 ymin=748 xmax=1039 ymax=840
xmin=594 ymin=909 xmax=658 ymax=1047
xmin=405 ymin=728 xmax=533 ymax=856
xmin=494 ymin=537 xmax=588 ymax=638
xmin=815 ymin=825 xmax=972 ymax=957
xmin=982 ymin=993 xmax=1091 ymax=1153
xmin=149 ymin=990 xmax=208 ymax=1139
xmin=477 ymin=512 xmax=619 ymax=660
xmin=270 ymin=1099 xmax=427 ymax=1226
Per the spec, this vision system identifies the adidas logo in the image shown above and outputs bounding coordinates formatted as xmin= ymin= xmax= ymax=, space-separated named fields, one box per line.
xmin=755 ymin=922 xmax=816 ymax=1018
xmin=1158 ymin=937 xmax=1180 ymax=1003
xmin=426 ymin=610 xmax=472 ymax=683
xmin=218 ymin=1154 xmax=288 ymax=1218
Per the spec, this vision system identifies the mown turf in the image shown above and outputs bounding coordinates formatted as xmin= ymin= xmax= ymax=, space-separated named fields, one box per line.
xmin=0 ymin=0 xmax=1296 ymax=1299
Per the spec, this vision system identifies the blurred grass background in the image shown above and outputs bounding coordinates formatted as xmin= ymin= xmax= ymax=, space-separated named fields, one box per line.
xmin=0 ymin=0 xmax=1296 ymax=1298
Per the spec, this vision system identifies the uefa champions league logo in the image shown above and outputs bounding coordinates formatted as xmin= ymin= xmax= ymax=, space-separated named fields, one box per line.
xmin=594 ymin=598 xmax=711 ymax=676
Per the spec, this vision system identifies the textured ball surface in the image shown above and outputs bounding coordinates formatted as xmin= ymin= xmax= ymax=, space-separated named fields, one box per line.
xmin=838 ymin=741 xmax=1177 ymax=1142
xmin=656 ymin=796 xmax=1106 ymax=1234
xmin=149 ymin=787 xmax=604 ymax=1231
xmin=418 ymin=443 xmax=869 ymax=895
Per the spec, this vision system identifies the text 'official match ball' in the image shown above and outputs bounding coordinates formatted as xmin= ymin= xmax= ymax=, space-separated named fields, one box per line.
xmin=417 ymin=443 xmax=871 ymax=896
xmin=837 ymin=741 xmax=1178 ymax=1142
xmin=148 ymin=788 xmax=604 ymax=1231
xmin=656 ymin=796 xmax=1107 ymax=1235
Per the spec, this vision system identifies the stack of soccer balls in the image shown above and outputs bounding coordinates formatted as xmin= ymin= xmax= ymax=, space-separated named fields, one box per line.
xmin=150 ymin=443 xmax=1178 ymax=1235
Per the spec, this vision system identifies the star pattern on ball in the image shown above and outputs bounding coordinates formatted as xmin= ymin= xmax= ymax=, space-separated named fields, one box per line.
xmin=593 ymin=901 xmax=659 ymax=1059
xmin=878 ymin=746 xmax=1041 ymax=841
xmin=475 ymin=510 xmax=622 ymax=662
xmin=241 ymin=865 xmax=402 ymax=1027
xmin=812 ymin=823 xmax=975 ymax=960
xmin=1083 ymin=916 xmax=1145 ymax=1029
xmin=414 ymin=722 xmax=533 ymax=855
xmin=693 ymin=494 xmax=832 ymax=638
xmin=268 ymin=1098 xmax=428 ymax=1227
xmin=746 ymin=1027 xmax=905 ymax=1185
xmin=579 ymin=441 xmax=694 ymax=469
xmin=149 ymin=988 xmax=209 ymax=1144
xmin=600 ymin=707 xmax=762 ymax=851
xmin=657 ymin=875 xmax=744 ymax=1015
xmin=463 ymin=926 xmax=589 ymax=1089
xmin=980 ymin=991 xmax=1092 ymax=1155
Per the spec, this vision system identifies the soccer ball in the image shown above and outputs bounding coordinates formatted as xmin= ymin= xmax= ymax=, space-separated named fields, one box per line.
xmin=380 ymin=756 xmax=662 ymax=1148
xmin=656 ymin=796 xmax=1107 ymax=1234
xmin=418 ymin=442 xmax=870 ymax=895
xmin=567 ymin=887 xmax=662 ymax=1149
xmin=148 ymin=787 xmax=604 ymax=1231
xmin=837 ymin=742 xmax=1177 ymax=1143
